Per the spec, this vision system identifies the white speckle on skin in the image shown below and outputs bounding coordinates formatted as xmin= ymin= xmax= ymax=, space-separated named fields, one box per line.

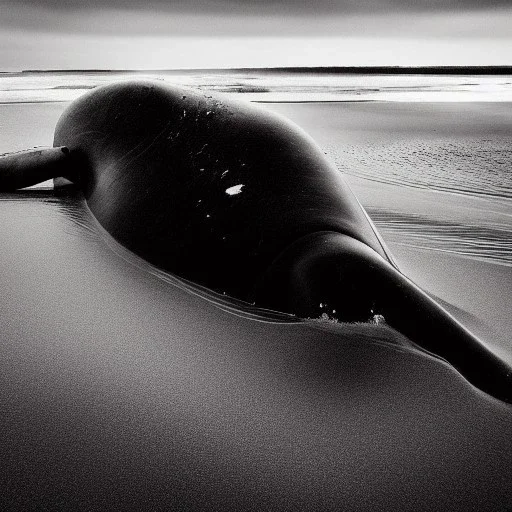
xmin=206 ymin=214 xmax=210 ymax=218
xmin=225 ymin=184 xmax=244 ymax=196
xmin=372 ymin=314 xmax=386 ymax=325
xmin=221 ymin=170 xmax=229 ymax=178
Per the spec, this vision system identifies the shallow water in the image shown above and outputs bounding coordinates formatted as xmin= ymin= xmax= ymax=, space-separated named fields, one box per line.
xmin=366 ymin=208 xmax=512 ymax=267
xmin=1 ymin=70 xmax=512 ymax=103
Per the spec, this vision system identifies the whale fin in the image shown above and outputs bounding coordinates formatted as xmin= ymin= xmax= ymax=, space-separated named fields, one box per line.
xmin=0 ymin=146 xmax=73 ymax=191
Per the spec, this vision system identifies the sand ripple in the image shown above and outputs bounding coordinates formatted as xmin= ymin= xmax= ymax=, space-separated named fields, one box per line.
xmin=330 ymin=137 xmax=512 ymax=200
xmin=368 ymin=208 xmax=512 ymax=266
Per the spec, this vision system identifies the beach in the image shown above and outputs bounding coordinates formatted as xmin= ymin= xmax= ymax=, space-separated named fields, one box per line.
xmin=1 ymin=187 xmax=512 ymax=511
xmin=1 ymin=74 xmax=511 ymax=509
xmin=1 ymin=90 xmax=511 ymax=362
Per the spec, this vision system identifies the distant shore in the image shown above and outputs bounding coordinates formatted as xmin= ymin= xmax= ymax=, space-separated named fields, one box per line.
xmin=3 ymin=66 xmax=512 ymax=76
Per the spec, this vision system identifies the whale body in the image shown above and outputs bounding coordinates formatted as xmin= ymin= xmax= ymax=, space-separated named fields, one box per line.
xmin=53 ymin=80 xmax=394 ymax=303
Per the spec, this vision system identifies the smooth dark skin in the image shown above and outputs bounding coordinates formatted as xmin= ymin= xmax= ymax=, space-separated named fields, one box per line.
xmin=0 ymin=80 xmax=511 ymax=403
xmin=52 ymin=80 xmax=391 ymax=300
xmin=259 ymin=231 xmax=512 ymax=403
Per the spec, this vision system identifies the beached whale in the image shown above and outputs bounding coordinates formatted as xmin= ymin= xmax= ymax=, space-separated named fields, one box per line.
xmin=0 ymin=80 xmax=510 ymax=403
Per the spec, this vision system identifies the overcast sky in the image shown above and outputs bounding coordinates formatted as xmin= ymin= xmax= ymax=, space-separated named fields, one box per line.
xmin=1 ymin=0 xmax=511 ymax=70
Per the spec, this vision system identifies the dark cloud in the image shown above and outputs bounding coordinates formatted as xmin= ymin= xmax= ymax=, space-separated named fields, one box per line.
xmin=2 ymin=0 xmax=510 ymax=40
xmin=6 ymin=0 xmax=512 ymax=14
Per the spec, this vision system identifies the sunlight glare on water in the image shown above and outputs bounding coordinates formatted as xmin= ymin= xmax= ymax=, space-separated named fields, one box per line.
xmin=1 ymin=71 xmax=512 ymax=103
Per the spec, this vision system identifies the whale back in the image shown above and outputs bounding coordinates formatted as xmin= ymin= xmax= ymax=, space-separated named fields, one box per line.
xmin=54 ymin=80 xmax=389 ymax=300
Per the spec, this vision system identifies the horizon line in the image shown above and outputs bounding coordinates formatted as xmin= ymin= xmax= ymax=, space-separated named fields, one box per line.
xmin=2 ymin=65 xmax=512 ymax=75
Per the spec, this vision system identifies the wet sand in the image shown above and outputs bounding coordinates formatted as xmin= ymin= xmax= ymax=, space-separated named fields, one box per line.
xmin=1 ymin=99 xmax=511 ymax=509
xmin=1 ymin=191 xmax=512 ymax=511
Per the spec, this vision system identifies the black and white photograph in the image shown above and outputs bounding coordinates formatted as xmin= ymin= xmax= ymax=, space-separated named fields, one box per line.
xmin=0 ymin=0 xmax=511 ymax=510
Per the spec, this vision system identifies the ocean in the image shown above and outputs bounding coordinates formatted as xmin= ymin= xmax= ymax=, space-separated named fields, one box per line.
xmin=2 ymin=70 xmax=512 ymax=103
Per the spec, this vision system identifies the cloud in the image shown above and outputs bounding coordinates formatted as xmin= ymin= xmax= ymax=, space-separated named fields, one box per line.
xmin=2 ymin=31 xmax=511 ymax=71
xmin=2 ymin=1 xmax=511 ymax=39
xmin=1 ymin=0 xmax=510 ymax=70
xmin=5 ymin=0 xmax=512 ymax=15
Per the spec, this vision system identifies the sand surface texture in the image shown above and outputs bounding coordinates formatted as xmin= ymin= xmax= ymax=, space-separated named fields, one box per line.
xmin=1 ymin=95 xmax=511 ymax=510
xmin=0 ymin=191 xmax=511 ymax=511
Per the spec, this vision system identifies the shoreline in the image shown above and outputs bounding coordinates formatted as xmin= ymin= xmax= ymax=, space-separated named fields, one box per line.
xmin=6 ymin=65 xmax=512 ymax=75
